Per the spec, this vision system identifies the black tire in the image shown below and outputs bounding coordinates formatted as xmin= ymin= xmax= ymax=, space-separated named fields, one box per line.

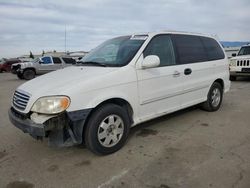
xmin=84 ymin=104 xmax=130 ymax=155
xmin=230 ymin=75 xmax=236 ymax=81
xmin=23 ymin=69 xmax=35 ymax=80
xmin=201 ymin=82 xmax=223 ymax=112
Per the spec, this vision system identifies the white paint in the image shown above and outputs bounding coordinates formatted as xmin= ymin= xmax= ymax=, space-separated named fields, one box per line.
xmin=98 ymin=169 xmax=129 ymax=188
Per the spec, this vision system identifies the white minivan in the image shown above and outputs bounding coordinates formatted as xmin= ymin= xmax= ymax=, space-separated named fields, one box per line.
xmin=9 ymin=31 xmax=230 ymax=155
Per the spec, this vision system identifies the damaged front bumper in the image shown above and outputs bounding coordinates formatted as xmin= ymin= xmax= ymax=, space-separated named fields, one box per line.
xmin=8 ymin=107 xmax=92 ymax=147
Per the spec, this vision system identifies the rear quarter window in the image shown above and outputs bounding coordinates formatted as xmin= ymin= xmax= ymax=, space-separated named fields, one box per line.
xmin=200 ymin=37 xmax=225 ymax=60
xmin=62 ymin=58 xmax=76 ymax=64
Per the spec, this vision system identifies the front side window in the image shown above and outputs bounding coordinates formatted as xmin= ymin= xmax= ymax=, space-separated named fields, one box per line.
xmin=173 ymin=34 xmax=207 ymax=64
xmin=143 ymin=35 xmax=176 ymax=66
xmin=79 ymin=36 xmax=146 ymax=67
xmin=238 ymin=46 xmax=250 ymax=56
xmin=41 ymin=57 xmax=52 ymax=64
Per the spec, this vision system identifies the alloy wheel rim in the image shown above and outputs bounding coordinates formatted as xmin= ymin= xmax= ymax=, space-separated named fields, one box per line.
xmin=97 ymin=114 xmax=124 ymax=148
xmin=211 ymin=88 xmax=221 ymax=107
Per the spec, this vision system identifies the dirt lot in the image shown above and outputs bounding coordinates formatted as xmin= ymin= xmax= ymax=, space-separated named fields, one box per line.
xmin=0 ymin=73 xmax=250 ymax=188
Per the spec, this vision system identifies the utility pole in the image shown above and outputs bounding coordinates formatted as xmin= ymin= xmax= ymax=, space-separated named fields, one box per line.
xmin=64 ymin=25 xmax=67 ymax=54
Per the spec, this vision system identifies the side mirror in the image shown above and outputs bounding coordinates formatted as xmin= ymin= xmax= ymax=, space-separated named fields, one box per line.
xmin=39 ymin=60 xmax=44 ymax=64
xmin=232 ymin=53 xmax=237 ymax=57
xmin=142 ymin=55 xmax=160 ymax=69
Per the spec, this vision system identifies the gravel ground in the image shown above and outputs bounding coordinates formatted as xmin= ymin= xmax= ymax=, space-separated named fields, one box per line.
xmin=0 ymin=73 xmax=250 ymax=188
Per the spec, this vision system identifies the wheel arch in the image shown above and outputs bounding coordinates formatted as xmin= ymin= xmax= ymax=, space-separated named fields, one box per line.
xmin=23 ymin=67 xmax=36 ymax=74
xmin=81 ymin=97 xmax=134 ymax=143
xmin=214 ymin=78 xmax=224 ymax=90
xmin=87 ymin=97 xmax=134 ymax=125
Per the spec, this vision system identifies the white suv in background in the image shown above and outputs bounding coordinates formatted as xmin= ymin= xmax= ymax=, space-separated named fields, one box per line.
xmin=9 ymin=31 xmax=230 ymax=155
xmin=229 ymin=44 xmax=250 ymax=81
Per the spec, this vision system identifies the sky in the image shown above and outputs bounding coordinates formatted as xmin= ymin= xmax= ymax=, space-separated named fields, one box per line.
xmin=0 ymin=0 xmax=250 ymax=58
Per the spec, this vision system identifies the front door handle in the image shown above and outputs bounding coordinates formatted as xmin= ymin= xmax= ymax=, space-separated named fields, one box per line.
xmin=173 ymin=71 xmax=181 ymax=77
xmin=184 ymin=68 xmax=192 ymax=75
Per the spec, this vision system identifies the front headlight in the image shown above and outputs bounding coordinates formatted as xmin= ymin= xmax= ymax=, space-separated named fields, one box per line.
xmin=31 ymin=96 xmax=70 ymax=114
xmin=230 ymin=59 xmax=236 ymax=66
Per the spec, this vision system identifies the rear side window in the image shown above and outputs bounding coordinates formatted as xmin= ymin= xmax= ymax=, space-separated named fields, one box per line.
xmin=62 ymin=58 xmax=76 ymax=64
xmin=173 ymin=34 xmax=207 ymax=64
xmin=144 ymin=35 xmax=176 ymax=67
xmin=201 ymin=37 xmax=225 ymax=60
xmin=52 ymin=57 xmax=62 ymax=64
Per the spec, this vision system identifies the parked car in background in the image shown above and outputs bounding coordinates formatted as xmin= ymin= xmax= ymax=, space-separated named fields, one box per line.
xmin=229 ymin=44 xmax=250 ymax=81
xmin=12 ymin=56 xmax=76 ymax=80
xmin=0 ymin=59 xmax=21 ymax=73
xmin=9 ymin=31 xmax=230 ymax=155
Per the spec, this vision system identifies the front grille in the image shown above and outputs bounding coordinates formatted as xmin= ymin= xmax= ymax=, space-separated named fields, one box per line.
xmin=237 ymin=60 xmax=250 ymax=67
xmin=12 ymin=90 xmax=30 ymax=111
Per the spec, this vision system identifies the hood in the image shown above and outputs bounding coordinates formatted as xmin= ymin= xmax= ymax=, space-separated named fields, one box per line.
xmin=20 ymin=61 xmax=35 ymax=68
xmin=231 ymin=55 xmax=250 ymax=60
xmin=11 ymin=62 xmax=33 ymax=68
xmin=17 ymin=66 xmax=119 ymax=97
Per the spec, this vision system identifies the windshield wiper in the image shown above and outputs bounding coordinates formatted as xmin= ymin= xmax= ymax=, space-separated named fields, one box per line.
xmin=77 ymin=61 xmax=107 ymax=67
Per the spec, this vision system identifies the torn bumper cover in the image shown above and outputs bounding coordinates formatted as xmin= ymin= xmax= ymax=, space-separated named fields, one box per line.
xmin=8 ymin=107 xmax=92 ymax=146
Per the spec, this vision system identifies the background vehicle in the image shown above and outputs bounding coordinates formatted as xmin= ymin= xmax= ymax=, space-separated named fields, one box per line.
xmin=12 ymin=56 xmax=76 ymax=80
xmin=9 ymin=31 xmax=230 ymax=155
xmin=229 ymin=44 xmax=250 ymax=81
xmin=0 ymin=59 xmax=21 ymax=73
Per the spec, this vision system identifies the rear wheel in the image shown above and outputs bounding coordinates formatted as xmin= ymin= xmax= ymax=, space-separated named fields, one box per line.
xmin=201 ymin=82 xmax=223 ymax=112
xmin=229 ymin=75 xmax=236 ymax=81
xmin=84 ymin=104 xmax=130 ymax=155
xmin=23 ymin=69 xmax=35 ymax=80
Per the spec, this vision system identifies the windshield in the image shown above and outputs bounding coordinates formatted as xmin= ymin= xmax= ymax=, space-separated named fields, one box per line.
xmin=238 ymin=46 xmax=250 ymax=56
xmin=79 ymin=35 xmax=146 ymax=67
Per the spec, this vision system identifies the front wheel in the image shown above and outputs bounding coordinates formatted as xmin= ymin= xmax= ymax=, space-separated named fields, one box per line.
xmin=201 ymin=82 xmax=223 ymax=112
xmin=84 ymin=104 xmax=130 ymax=155
xmin=23 ymin=69 xmax=35 ymax=80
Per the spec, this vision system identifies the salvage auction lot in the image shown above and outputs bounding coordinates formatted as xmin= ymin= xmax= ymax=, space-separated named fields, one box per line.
xmin=0 ymin=73 xmax=250 ymax=188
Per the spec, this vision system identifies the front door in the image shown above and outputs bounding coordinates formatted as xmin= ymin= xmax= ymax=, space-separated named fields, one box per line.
xmin=136 ymin=35 xmax=183 ymax=121
xmin=37 ymin=56 xmax=54 ymax=74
